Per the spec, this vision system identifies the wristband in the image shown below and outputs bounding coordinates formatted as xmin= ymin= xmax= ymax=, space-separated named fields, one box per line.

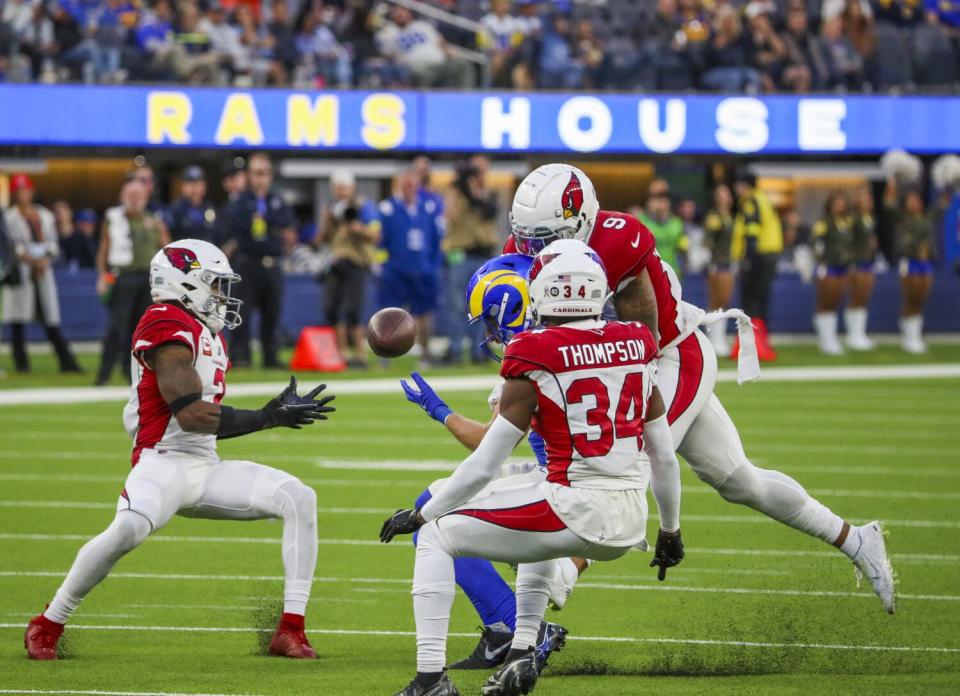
xmin=217 ymin=405 xmax=272 ymax=437
xmin=168 ymin=392 xmax=202 ymax=415
xmin=435 ymin=405 xmax=453 ymax=425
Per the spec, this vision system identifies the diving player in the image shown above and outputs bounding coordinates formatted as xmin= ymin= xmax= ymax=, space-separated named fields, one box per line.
xmin=24 ymin=240 xmax=336 ymax=660
xmin=505 ymin=164 xmax=896 ymax=614
xmin=382 ymin=240 xmax=683 ymax=696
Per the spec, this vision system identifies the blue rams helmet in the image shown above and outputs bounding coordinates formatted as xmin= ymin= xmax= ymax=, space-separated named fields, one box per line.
xmin=465 ymin=254 xmax=533 ymax=360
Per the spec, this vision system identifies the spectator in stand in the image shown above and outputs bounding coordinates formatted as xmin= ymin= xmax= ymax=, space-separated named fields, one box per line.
xmin=163 ymin=165 xmax=218 ymax=243
xmin=93 ymin=0 xmax=138 ymax=83
xmin=846 ymin=185 xmax=878 ymax=350
xmin=479 ymin=0 xmax=530 ymax=87
xmin=199 ymin=2 xmax=247 ymax=82
xmin=376 ymin=5 xmax=474 ymax=88
xmin=638 ymin=179 xmax=687 ymax=276
xmin=819 ymin=14 xmax=864 ymax=89
xmin=574 ymin=17 xmax=610 ymax=88
xmin=704 ymin=183 xmax=736 ymax=354
xmin=811 ymin=191 xmax=854 ymax=355
xmin=48 ymin=1 xmax=84 ymax=80
xmin=702 ymin=5 xmax=762 ymax=92
xmin=218 ymin=152 xmax=295 ymax=368
xmin=442 ymin=156 xmax=500 ymax=365
xmin=842 ymin=0 xmax=877 ymax=74
xmin=137 ymin=0 xmax=220 ymax=83
xmin=293 ymin=3 xmax=352 ymax=87
xmin=885 ymin=177 xmax=935 ymax=354
xmin=873 ymin=0 xmax=924 ymax=26
xmin=94 ymin=178 xmax=169 ymax=385
xmin=2 ymin=0 xmax=54 ymax=81
xmin=746 ymin=4 xmax=788 ymax=91
xmin=318 ymin=169 xmax=380 ymax=368
xmin=377 ymin=168 xmax=444 ymax=368
xmin=536 ymin=11 xmax=582 ymax=88
xmin=782 ymin=1 xmax=830 ymax=91
xmin=643 ymin=0 xmax=697 ymax=90
xmin=2 ymin=174 xmax=82 ymax=374
xmin=60 ymin=207 xmax=99 ymax=269
xmin=265 ymin=0 xmax=298 ymax=85
xmin=732 ymin=171 xmax=782 ymax=361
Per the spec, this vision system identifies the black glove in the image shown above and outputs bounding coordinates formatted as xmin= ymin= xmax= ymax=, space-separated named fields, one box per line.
xmin=380 ymin=508 xmax=423 ymax=543
xmin=649 ymin=528 xmax=685 ymax=581
xmin=264 ymin=376 xmax=336 ymax=429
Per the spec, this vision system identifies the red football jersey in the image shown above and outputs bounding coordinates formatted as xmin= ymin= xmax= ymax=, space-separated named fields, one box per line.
xmin=123 ymin=303 xmax=229 ymax=466
xmin=500 ymin=319 xmax=659 ymax=489
xmin=504 ymin=210 xmax=684 ymax=349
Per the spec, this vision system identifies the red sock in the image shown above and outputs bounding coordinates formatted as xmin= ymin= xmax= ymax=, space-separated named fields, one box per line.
xmin=280 ymin=612 xmax=305 ymax=631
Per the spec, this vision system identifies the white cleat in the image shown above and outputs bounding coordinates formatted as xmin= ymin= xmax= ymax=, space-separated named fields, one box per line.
xmin=850 ymin=521 xmax=896 ymax=614
xmin=846 ymin=336 xmax=875 ymax=351
xmin=547 ymin=558 xmax=579 ymax=611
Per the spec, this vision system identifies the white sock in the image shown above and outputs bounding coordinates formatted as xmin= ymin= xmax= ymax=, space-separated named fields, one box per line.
xmin=839 ymin=525 xmax=864 ymax=558
xmin=707 ymin=321 xmax=728 ymax=353
xmin=412 ymin=523 xmax=456 ymax=673
xmin=45 ymin=511 xmax=152 ymax=624
xmin=275 ymin=480 xmax=318 ymax=618
xmin=513 ymin=562 xmax=553 ymax=651
xmin=845 ymin=308 xmax=864 ymax=342
xmin=814 ymin=312 xmax=838 ymax=351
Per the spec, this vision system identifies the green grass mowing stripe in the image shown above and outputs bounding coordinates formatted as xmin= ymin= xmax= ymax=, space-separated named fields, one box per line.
xmin=1 ymin=623 xmax=958 ymax=654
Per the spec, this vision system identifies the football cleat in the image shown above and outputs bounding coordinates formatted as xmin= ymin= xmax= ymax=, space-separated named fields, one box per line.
xmin=850 ymin=521 xmax=896 ymax=614
xmin=268 ymin=621 xmax=318 ymax=659
xmin=24 ymin=612 xmax=63 ymax=660
xmin=449 ymin=622 xmax=513 ymax=670
xmin=533 ymin=621 xmax=568 ymax=673
xmin=482 ymin=650 xmax=539 ymax=696
xmin=393 ymin=671 xmax=460 ymax=696
xmin=546 ymin=559 xmax=578 ymax=611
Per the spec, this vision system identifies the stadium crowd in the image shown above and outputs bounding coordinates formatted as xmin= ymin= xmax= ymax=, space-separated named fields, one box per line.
xmin=1 ymin=0 xmax=960 ymax=91
xmin=0 ymin=153 xmax=944 ymax=381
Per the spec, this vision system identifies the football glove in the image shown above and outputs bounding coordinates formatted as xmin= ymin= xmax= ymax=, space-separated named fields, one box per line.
xmin=649 ymin=528 xmax=685 ymax=581
xmin=264 ymin=376 xmax=336 ymax=429
xmin=380 ymin=508 xmax=423 ymax=543
xmin=400 ymin=372 xmax=453 ymax=424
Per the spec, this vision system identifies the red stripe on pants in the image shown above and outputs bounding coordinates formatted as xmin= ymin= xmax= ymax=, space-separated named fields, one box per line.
xmin=667 ymin=333 xmax=704 ymax=425
xmin=450 ymin=499 xmax=567 ymax=532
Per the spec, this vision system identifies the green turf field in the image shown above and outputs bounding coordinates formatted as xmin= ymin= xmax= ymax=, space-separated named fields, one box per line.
xmin=1 ymin=353 xmax=959 ymax=695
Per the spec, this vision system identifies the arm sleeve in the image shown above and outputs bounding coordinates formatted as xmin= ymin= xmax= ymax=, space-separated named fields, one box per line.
xmin=644 ymin=413 xmax=681 ymax=533
xmin=420 ymin=415 xmax=525 ymax=521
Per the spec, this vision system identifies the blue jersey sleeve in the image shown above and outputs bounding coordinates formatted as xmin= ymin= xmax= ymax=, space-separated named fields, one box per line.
xmin=527 ymin=431 xmax=547 ymax=468
xmin=360 ymin=199 xmax=378 ymax=225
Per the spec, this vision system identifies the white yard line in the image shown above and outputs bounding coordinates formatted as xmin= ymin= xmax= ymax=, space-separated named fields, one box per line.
xmin=2 ymin=363 xmax=959 ymax=407
xmin=0 ymin=570 xmax=956 ymax=602
xmin=0 ymin=623 xmax=957 ymax=655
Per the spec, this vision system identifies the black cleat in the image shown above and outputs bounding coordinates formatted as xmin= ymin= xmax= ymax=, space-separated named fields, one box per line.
xmin=393 ymin=671 xmax=460 ymax=696
xmin=449 ymin=622 xmax=513 ymax=670
xmin=533 ymin=621 xmax=568 ymax=673
xmin=481 ymin=650 xmax=539 ymax=696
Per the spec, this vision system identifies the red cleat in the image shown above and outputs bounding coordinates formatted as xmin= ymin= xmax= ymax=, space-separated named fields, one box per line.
xmin=24 ymin=613 xmax=63 ymax=660
xmin=268 ymin=613 xmax=317 ymax=659
xmin=753 ymin=319 xmax=778 ymax=362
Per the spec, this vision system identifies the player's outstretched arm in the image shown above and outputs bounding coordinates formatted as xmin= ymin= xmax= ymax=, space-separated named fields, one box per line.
xmin=151 ymin=346 xmax=335 ymax=437
xmin=380 ymin=377 xmax=534 ymax=542
xmin=614 ymin=267 xmax=659 ymax=345
xmin=644 ymin=385 xmax=684 ymax=581
xmin=401 ymin=372 xmax=490 ymax=450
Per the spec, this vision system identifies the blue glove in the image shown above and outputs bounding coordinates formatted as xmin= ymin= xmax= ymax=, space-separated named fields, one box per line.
xmin=528 ymin=431 xmax=547 ymax=468
xmin=400 ymin=371 xmax=453 ymax=424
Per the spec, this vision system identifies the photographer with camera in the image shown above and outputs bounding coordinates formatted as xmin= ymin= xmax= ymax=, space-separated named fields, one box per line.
xmin=318 ymin=169 xmax=381 ymax=369
xmin=442 ymin=155 xmax=500 ymax=364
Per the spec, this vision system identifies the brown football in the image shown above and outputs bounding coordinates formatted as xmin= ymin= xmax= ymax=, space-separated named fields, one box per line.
xmin=366 ymin=307 xmax=417 ymax=358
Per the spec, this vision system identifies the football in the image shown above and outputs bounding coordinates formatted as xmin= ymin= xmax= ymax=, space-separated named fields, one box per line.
xmin=366 ymin=307 xmax=417 ymax=358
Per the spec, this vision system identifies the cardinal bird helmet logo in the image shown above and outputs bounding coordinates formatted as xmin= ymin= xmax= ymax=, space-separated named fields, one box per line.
xmin=164 ymin=247 xmax=201 ymax=273
xmin=561 ymin=173 xmax=583 ymax=220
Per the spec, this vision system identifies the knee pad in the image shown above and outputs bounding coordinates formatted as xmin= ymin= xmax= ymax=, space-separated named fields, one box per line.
xmin=110 ymin=511 xmax=152 ymax=553
xmin=715 ymin=461 xmax=765 ymax=508
xmin=276 ymin=479 xmax=317 ymax=520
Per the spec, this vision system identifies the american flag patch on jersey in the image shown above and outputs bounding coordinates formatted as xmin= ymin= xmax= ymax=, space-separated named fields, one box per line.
xmin=556 ymin=274 xmax=572 ymax=282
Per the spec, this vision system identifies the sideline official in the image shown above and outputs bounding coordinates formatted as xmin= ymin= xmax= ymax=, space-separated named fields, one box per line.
xmin=218 ymin=152 xmax=295 ymax=368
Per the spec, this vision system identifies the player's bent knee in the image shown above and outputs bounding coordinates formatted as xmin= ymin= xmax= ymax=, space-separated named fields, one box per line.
xmin=277 ymin=479 xmax=317 ymax=520
xmin=715 ymin=462 xmax=765 ymax=508
xmin=110 ymin=511 xmax=152 ymax=553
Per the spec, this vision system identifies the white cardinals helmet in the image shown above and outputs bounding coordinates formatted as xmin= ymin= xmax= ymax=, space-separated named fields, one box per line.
xmin=149 ymin=239 xmax=242 ymax=333
xmin=510 ymin=164 xmax=600 ymax=256
xmin=527 ymin=239 xmax=610 ymax=323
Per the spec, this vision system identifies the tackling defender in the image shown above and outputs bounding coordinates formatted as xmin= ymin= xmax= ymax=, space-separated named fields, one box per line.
xmin=382 ymin=241 xmax=683 ymax=696
xmin=505 ymin=164 xmax=896 ymax=613
xmin=24 ymin=239 xmax=335 ymax=660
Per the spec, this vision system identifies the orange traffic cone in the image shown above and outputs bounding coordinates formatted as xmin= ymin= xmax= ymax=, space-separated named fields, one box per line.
xmin=290 ymin=327 xmax=347 ymax=372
